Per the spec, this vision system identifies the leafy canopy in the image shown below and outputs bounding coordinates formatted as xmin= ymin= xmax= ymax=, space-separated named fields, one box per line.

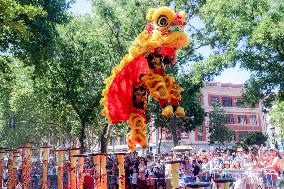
xmin=233 ymin=131 xmax=267 ymax=152
xmin=208 ymin=103 xmax=234 ymax=145
xmin=191 ymin=0 xmax=284 ymax=107
xmin=270 ymin=101 xmax=284 ymax=137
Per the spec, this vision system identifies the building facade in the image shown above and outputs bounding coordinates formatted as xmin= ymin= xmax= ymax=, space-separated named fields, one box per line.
xmin=200 ymin=82 xmax=264 ymax=141
xmin=108 ymin=82 xmax=267 ymax=153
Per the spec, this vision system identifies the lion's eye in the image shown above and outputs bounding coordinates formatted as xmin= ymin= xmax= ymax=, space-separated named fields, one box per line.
xmin=157 ymin=16 xmax=168 ymax=27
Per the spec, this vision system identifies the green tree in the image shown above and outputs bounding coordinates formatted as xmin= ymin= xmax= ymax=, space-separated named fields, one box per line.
xmin=208 ymin=103 xmax=234 ymax=148
xmin=270 ymin=101 xmax=284 ymax=138
xmin=33 ymin=16 xmax=113 ymax=153
xmin=0 ymin=61 xmax=78 ymax=148
xmin=0 ymin=0 xmax=71 ymax=72
xmin=0 ymin=1 xmax=72 ymax=131
xmin=242 ymin=131 xmax=267 ymax=146
xmin=189 ymin=0 xmax=284 ymax=107
xmin=90 ymin=0 xmax=162 ymax=151
xmin=233 ymin=131 xmax=267 ymax=152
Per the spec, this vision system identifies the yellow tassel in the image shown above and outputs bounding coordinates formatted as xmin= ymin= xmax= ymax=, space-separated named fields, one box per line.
xmin=101 ymin=109 xmax=109 ymax=116
xmin=139 ymin=138 xmax=147 ymax=149
xmin=179 ymin=11 xmax=187 ymax=21
xmin=99 ymin=99 xmax=107 ymax=106
xmin=128 ymin=144 xmax=136 ymax=152
xmin=102 ymin=89 xmax=108 ymax=97
xmin=175 ymin=106 xmax=185 ymax=117
xmin=128 ymin=113 xmax=146 ymax=130
xmin=146 ymin=8 xmax=156 ymax=21
xmin=162 ymin=105 xmax=174 ymax=117
xmin=143 ymin=71 xmax=169 ymax=99
xmin=127 ymin=113 xmax=148 ymax=151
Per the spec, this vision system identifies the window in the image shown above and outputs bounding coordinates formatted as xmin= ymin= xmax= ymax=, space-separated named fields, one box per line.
xmin=211 ymin=96 xmax=219 ymax=105
xmin=197 ymin=127 xmax=204 ymax=141
xmin=180 ymin=132 xmax=189 ymax=138
xmin=109 ymin=138 xmax=116 ymax=146
xmin=239 ymin=131 xmax=248 ymax=139
xmin=238 ymin=115 xmax=247 ymax=124
xmin=250 ymin=115 xmax=257 ymax=125
xmin=235 ymin=98 xmax=245 ymax=107
xmin=165 ymin=133 xmax=172 ymax=140
xmin=177 ymin=131 xmax=181 ymax=141
xmin=233 ymin=132 xmax=237 ymax=141
xmin=222 ymin=97 xmax=232 ymax=107
xmin=120 ymin=136 xmax=126 ymax=145
xmin=225 ymin=114 xmax=234 ymax=124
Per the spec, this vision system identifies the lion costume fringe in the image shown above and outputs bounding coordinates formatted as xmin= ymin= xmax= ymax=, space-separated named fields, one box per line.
xmin=100 ymin=7 xmax=189 ymax=152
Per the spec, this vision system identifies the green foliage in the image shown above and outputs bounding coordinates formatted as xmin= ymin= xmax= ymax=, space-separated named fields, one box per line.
xmin=208 ymin=103 xmax=234 ymax=146
xmin=92 ymin=0 xmax=162 ymax=62
xmin=232 ymin=131 xmax=267 ymax=152
xmin=242 ymin=131 xmax=268 ymax=146
xmin=146 ymin=71 xmax=205 ymax=146
xmin=0 ymin=0 xmax=207 ymax=150
xmin=191 ymin=0 xmax=284 ymax=107
xmin=32 ymin=15 xmax=115 ymax=151
xmin=0 ymin=0 xmax=45 ymax=43
xmin=175 ymin=73 xmax=205 ymax=132
xmin=0 ymin=62 xmax=77 ymax=148
xmin=0 ymin=0 xmax=71 ymax=74
xmin=0 ymin=0 xmax=73 ymax=148
xmin=270 ymin=101 xmax=284 ymax=137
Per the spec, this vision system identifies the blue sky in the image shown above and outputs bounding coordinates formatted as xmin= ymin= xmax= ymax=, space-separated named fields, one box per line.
xmin=69 ymin=0 xmax=251 ymax=84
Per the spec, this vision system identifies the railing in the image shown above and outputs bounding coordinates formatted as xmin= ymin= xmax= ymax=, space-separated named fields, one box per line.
xmin=116 ymin=169 xmax=282 ymax=189
xmin=5 ymin=168 xmax=284 ymax=189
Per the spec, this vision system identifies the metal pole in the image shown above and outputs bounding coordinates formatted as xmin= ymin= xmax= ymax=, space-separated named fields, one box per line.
xmin=156 ymin=128 xmax=159 ymax=154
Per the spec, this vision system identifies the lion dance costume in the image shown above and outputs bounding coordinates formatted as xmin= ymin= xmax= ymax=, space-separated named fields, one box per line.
xmin=100 ymin=7 xmax=189 ymax=152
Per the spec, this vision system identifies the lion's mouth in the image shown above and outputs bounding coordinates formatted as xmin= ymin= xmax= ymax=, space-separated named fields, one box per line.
xmin=168 ymin=26 xmax=184 ymax=32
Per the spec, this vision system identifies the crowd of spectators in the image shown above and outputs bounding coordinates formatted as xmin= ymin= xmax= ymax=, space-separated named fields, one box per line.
xmin=105 ymin=145 xmax=283 ymax=189
xmin=1 ymin=145 xmax=283 ymax=189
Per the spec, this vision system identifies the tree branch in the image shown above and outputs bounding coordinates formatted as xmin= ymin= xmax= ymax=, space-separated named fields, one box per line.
xmin=105 ymin=22 xmax=124 ymax=58
xmin=177 ymin=42 xmax=212 ymax=63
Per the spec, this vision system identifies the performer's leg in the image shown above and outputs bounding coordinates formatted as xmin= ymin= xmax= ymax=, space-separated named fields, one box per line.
xmin=142 ymin=70 xmax=168 ymax=100
xmin=163 ymin=77 xmax=185 ymax=117
xmin=170 ymin=98 xmax=185 ymax=118
xmin=127 ymin=113 xmax=147 ymax=152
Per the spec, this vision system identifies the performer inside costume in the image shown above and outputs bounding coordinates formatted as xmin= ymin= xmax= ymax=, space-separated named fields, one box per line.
xmin=100 ymin=6 xmax=189 ymax=152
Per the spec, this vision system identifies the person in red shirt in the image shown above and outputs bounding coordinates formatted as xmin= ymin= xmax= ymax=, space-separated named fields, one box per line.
xmin=83 ymin=162 xmax=95 ymax=189
xmin=262 ymin=148 xmax=280 ymax=188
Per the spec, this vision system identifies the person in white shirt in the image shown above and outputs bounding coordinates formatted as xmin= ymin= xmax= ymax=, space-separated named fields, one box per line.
xmin=131 ymin=168 xmax=138 ymax=189
xmin=3 ymin=168 xmax=8 ymax=187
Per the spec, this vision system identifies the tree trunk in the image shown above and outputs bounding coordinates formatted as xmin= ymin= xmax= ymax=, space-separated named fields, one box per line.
xmin=158 ymin=128 xmax=163 ymax=154
xmin=147 ymin=124 xmax=151 ymax=154
xmin=100 ymin=123 xmax=109 ymax=153
xmin=79 ymin=121 xmax=86 ymax=154
xmin=170 ymin=117 xmax=178 ymax=147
